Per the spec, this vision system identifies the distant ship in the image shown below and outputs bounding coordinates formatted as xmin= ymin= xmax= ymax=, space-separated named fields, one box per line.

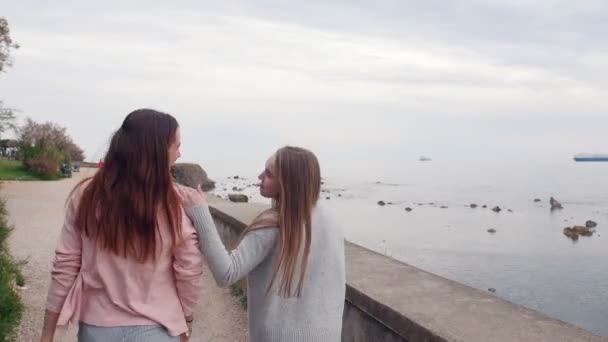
xmin=573 ymin=153 xmax=608 ymax=162
xmin=419 ymin=156 xmax=432 ymax=162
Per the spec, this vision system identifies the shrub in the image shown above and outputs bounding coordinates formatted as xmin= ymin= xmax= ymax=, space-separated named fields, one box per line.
xmin=24 ymin=155 xmax=58 ymax=175
xmin=20 ymin=144 xmax=67 ymax=177
xmin=0 ymin=195 xmax=24 ymax=341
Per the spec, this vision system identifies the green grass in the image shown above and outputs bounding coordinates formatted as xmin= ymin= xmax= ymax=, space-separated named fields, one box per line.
xmin=0 ymin=160 xmax=61 ymax=181
xmin=230 ymin=283 xmax=248 ymax=310
xmin=0 ymin=195 xmax=24 ymax=342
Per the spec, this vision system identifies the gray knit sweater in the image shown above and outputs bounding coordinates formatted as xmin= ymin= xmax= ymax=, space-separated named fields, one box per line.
xmin=186 ymin=204 xmax=345 ymax=342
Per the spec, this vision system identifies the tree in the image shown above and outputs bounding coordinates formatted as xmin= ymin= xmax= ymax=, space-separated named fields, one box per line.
xmin=19 ymin=118 xmax=85 ymax=162
xmin=0 ymin=101 xmax=16 ymax=139
xmin=0 ymin=139 xmax=18 ymax=149
xmin=64 ymin=142 xmax=85 ymax=162
xmin=0 ymin=18 xmax=18 ymax=139
xmin=0 ymin=17 xmax=19 ymax=73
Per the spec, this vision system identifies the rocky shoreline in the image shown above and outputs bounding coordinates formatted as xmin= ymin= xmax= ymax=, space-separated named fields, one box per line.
xmin=175 ymin=166 xmax=602 ymax=243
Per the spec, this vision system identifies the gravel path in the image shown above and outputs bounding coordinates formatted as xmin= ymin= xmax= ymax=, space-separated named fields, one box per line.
xmin=3 ymin=168 xmax=247 ymax=341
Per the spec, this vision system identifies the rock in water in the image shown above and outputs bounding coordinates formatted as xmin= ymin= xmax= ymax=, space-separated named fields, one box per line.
xmin=470 ymin=204 xmax=478 ymax=209
xmin=586 ymin=220 xmax=598 ymax=228
xmin=487 ymin=229 xmax=497 ymax=233
xmin=534 ymin=198 xmax=541 ymax=202
xmin=377 ymin=201 xmax=386 ymax=206
xmin=563 ymin=225 xmax=595 ymax=241
xmin=228 ymin=194 xmax=248 ymax=203
xmin=405 ymin=207 xmax=413 ymax=212
xmin=172 ymin=163 xmax=215 ymax=191
xmin=550 ymin=197 xmax=563 ymax=210
xmin=492 ymin=206 xmax=501 ymax=213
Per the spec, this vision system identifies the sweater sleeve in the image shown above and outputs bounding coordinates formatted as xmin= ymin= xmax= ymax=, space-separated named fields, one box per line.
xmin=173 ymin=215 xmax=204 ymax=317
xmin=46 ymin=192 xmax=82 ymax=313
xmin=185 ymin=205 xmax=278 ymax=287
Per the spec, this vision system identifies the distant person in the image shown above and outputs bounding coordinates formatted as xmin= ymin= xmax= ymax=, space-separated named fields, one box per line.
xmin=40 ymin=109 xmax=202 ymax=342
xmin=60 ymin=163 xmax=72 ymax=178
xmin=178 ymin=146 xmax=346 ymax=341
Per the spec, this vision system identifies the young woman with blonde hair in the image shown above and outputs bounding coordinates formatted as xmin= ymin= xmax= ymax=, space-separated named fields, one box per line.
xmin=178 ymin=146 xmax=346 ymax=342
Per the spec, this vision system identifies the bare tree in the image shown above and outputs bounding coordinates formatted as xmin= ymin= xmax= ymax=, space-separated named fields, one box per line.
xmin=0 ymin=101 xmax=16 ymax=139
xmin=0 ymin=17 xmax=19 ymax=72
xmin=0 ymin=18 xmax=19 ymax=138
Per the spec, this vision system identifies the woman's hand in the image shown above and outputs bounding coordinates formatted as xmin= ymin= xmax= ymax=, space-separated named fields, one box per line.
xmin=39 ymin=310 xmax=59 ymax=342
xmin=180 ymin=317 xmax=193 ymax=342
xmin=176 ymin=184 xmax=207 ymax=210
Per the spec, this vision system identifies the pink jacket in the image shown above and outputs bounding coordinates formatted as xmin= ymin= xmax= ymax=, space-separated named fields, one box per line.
xmin=46 ymin=185 xmax=203 ymax=336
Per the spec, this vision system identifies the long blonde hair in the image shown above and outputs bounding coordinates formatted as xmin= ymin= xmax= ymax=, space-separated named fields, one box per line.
xmin=246 ymin=146 xmax=321 ymax=297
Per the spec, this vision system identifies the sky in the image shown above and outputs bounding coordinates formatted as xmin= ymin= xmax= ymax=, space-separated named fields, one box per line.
xmin=1 ymin=0 xmax=607 ymax=179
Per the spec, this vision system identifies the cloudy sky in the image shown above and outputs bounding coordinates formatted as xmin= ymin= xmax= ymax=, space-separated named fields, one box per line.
xmin=1 ymin=1 xmax=607 ymax=178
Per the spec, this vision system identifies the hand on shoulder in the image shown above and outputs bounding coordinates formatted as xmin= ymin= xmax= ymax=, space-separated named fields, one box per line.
xmin=175 ymin=183 xmax=207 ymax=209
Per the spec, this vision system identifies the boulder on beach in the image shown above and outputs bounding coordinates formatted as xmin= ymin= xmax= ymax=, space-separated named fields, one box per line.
xmin=172 ymin=163 xmax=215 ymax=191
xmin=377 ymin=201 xmax=386 ymax=206
xmin=492 ymin=206 xmax=501 ymax=213
xmin=586 ymin=220 xmax=598 ymax=228
xmin=405 ymin=207 xmax=413 ymax=212
xmin=563 ymin=225 xmax=595 ymax=241
xmin=534 ymin=198 xmax=542 ymax=202
xmin=550 ymin=197 xmax=563 ymax=210
xmin=482 ymin=205 xmax=488 ymax=208
xmin=487 ymin=229 xmax=497 ymax=233
xmin=470 ymin=204 xmax=478 ymax=209
xmin=228 ymin=194 xmax=248 ymax=203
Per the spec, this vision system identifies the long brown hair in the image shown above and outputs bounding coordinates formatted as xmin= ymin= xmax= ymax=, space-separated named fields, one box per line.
xmin=248 ymin=146 xmax=321 ymax=297
xmin=73 ymin=109 xmax=182 ymax=262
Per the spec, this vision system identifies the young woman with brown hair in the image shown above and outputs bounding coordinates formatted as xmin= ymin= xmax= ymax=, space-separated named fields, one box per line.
xmin=40 ymin=109 xmax=203 ymax=342
xmin=178 ymin=146 xmax=346 ymax=342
